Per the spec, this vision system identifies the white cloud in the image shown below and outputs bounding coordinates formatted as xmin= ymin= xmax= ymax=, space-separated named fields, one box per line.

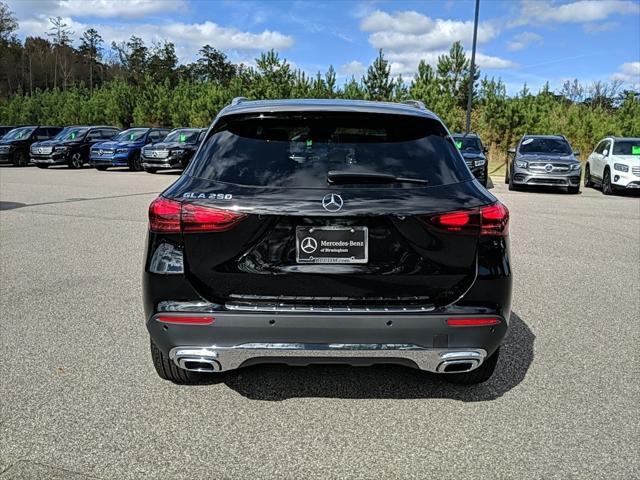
xmin=510 ymin=0 xmax=639 ymax=27
xmin=506 ymin=31 xmax=543 ymax=51
xmin=359 ymin=9 xmax=515 ymax=76
xmin=339 ymin=60 xmax=365 ymax=77
xmin=8 ymin=0 xmax=186 ymax=20
xmin=612 ymin=61 xmax=640 ymax=90
xmin=16 ymin=15 xmax=294 ymax=62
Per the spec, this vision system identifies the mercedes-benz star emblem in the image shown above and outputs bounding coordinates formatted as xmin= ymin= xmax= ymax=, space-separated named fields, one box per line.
xmin=544 ymin=163 xmax=554 ymax=172
xmin=37 ymin=147 xmax=43 ymax=154
xmin=151 ymin=150 xmax=157 ymax=157
xmin=98 ymin=149 xmax=104 ymax=156
xmin=322 ymin=194 xmax=343 ymax=212
xmin=300 ymin=237 xmax=318 ymax=254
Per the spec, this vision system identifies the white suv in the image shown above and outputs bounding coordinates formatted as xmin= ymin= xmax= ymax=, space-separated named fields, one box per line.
xmin=585 ymin=137 xmax=640 ymax=195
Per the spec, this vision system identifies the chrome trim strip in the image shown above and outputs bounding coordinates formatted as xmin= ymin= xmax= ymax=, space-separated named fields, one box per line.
xmin=224 ymin=302 xmax=436 ymax=313
xmin=169 ymin=344 xmax=487 ymax=373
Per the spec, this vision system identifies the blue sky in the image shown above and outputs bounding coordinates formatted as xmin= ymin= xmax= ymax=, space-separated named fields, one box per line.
xmin=8 ymin=0 xmax=640 ymax=94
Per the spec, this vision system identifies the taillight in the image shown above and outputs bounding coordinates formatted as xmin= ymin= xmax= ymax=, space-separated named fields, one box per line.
xmin=148 ymin=197 xmax=246 ymax=233
xmin=155 ymin=315 xmax=215 ymax=325
xmin=446 ymin=317 xmax=501 ymax=327
xmin=181 ymin=203 xmax=246 ymax=232
xmin=480 ymin=203 xmax=509 ymax=236
xmin=427 ymin=202 xmax=509 ymax=236
xmin=149 ymin=197 xmax=181 ymax=233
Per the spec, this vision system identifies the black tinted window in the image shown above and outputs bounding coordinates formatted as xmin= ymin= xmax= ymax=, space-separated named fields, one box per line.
xmin=612 ymin=140 xmax=640 ymax=155
xmin=452 ymin=135 xmax=481 ymax=152
xmin=519 ymin=137 xmax=572 ymax=155
xmin=189 ymin=113 xmax=471 ymax=188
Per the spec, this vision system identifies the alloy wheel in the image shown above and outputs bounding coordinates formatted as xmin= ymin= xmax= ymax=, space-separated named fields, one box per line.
xmin=70 ymin=153 xmax=83 ymax=169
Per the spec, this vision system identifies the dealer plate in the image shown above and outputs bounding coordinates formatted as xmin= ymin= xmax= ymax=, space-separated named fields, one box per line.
xmin=296 ymin=226 xmax=368 ymax=264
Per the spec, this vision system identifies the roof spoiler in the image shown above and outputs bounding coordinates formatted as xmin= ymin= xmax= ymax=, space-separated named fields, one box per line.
xmin=230 ymin=97 xmax=248 ymax=106
xmin=401 ymin=100 xmax=426 ymax=110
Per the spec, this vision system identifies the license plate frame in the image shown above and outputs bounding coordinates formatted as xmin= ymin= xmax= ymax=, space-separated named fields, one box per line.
xmin=296 ymin=226 xmax=368 ymax=264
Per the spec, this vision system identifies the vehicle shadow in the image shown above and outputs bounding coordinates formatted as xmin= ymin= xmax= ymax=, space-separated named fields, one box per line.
xmin=200 ymin=312 xmax=534 ymax=402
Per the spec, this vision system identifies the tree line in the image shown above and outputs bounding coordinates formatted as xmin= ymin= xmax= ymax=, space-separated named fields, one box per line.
xmin=1 ymin=1 xmax=638 ymax=164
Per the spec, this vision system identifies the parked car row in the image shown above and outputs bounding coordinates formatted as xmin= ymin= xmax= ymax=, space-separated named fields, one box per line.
xmin=1 ymin=121 xmax=638 ymax=196
xmin=0 ymin=125 xmax=207 ymax=173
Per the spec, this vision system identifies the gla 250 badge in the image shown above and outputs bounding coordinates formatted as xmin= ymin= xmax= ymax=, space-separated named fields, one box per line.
xmin=182 ymin=192 xmax=233 ymax=200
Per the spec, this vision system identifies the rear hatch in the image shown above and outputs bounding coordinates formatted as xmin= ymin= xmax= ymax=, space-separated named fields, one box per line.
xmin=163 ymin=111 xmax=497 ymax=310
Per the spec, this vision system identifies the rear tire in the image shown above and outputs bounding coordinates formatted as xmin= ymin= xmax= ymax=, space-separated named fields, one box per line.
xmin=568 ymin=185 xmax=580 ymax=194
xmin=602 ymin=169 xmax=613 ymax=195
xmin=504 ymin=163 xmax=510 ymax=184
xmin=584 ymin=164 xmax=593 ymax=188
xmin=150 ymin=339 xmax=209 ymax=384
xmin=444 ymin=347 xmax=500 ymax=385
xmin=145 ymin=168 xmax=158 ymax=174
xmin=96 ymin=166 xmax=108 ymax=171
xmin=36 ymin=164 xmax=49 ymax=169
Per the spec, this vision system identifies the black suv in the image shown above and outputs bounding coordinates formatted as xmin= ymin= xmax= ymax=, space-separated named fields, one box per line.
xmin=30 ymin=126 xmax=121 ymax=169
xmin=506 ymin=135 xmax=581 ymax=193
xmin=0 ymin=126 xmax=63 ymax=166
xmin=143 ymin=99 xmax=512 ymax=385
xmin=141 ymin=128 xmax=206 ymax=173
xmin=452 ymin=133 xmax=488 ymax=186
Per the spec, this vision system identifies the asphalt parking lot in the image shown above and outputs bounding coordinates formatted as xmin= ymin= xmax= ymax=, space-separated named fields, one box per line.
xmin=1 ymin=165 xmax=639 ymax=479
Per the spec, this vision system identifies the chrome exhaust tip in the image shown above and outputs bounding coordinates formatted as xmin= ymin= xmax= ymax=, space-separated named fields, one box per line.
xmin=436 ymin=351 xmax=483 ymax=373
xmin=171 ymin=348 xmax=222 ymax=372
xmin=438 ymin=359 xmax=479 ymax=373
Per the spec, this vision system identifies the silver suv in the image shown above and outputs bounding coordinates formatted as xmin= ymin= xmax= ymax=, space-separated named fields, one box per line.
xmin=506 ymin=135 xmax=581 ymax=193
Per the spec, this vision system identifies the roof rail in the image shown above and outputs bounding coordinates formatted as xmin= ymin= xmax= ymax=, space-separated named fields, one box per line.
xmin=230 ymin=96 xmax=248 ymax=106
xmin=401 ymin=100 xmax=426 ymax=110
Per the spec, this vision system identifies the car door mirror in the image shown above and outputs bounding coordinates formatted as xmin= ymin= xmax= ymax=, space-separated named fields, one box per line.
xmin=508 ymin=148 xmax=516 ymax=155
xmin=602 ymin=149 xmax=608 ymax=157
xmin=483 ymin=147 xmax=488 ymax=154
xmin=573 ymin=150 xmax=580 ymax=157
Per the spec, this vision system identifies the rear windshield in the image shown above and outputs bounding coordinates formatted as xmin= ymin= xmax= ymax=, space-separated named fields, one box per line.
xmin=612 ymin=140 xmax=640 ymax=155
xmin=189 ymin=113 xmax=471 ymax=188
xmin=519 ymin=137 xmax=572 ymax=155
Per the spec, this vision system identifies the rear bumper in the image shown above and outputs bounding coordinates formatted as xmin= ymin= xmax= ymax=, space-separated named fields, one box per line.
xmin=169 ymin=343 xmax=488 ymax=373
xmin=147 ymin=310 xmax=507 ymax=373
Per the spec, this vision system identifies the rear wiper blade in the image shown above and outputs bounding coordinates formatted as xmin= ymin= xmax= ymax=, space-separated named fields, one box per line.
xmin=327 ymin=170 xmax=429 ymax=185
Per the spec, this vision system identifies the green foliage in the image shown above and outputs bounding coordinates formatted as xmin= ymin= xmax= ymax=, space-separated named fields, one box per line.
xmin=0 ymin=21 xmax=637 ymax=163
xmin=363 ymin=50 xmax=394 ymax=101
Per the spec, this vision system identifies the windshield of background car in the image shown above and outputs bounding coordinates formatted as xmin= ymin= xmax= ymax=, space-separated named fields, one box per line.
xmin=113 ymin=128 xmax=148 ymax=142
xmin=56 ymin=128 xmax=88 ymax=141
xmin=612 ymin=140 xmax=640 ymax=155
xmin=452 ymin=136 xmax=481 ymax=152
xmin=2 ymin=127 xmax=36 ymax=141
xmin=164 ymin=129 xmax=200 ymax=144
xmin=189 ymin=113 xmax=472 ymax=188
xmin=519 ymin=137 xmax=572 ymax=155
